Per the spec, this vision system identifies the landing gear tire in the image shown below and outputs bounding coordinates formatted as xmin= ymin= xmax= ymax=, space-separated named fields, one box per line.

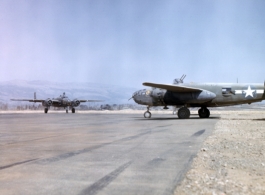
xmin=177 ymin=107 xmax=190 ymax=119
xmin=198 ymin=107 xmax=210 ymax=118
xmin=72 ymin=108 xmax=75 ymax=113
xmin=144 ymin=111 xmax=151 ymax=118
xmin=44 ymin=108 xmax=48 ymax=114
xmin=66 ymin=110 xmax=68 ymax=114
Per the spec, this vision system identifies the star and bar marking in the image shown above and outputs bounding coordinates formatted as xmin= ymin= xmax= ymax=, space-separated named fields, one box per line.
xmin=235 ymin=86 xmax=264 ymax=98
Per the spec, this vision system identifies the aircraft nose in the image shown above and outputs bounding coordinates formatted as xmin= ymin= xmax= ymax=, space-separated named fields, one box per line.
xmin=63 ymin=98 xmax=72 ymax=106
xmin=131 ymin=91 xmax=138 ymax=102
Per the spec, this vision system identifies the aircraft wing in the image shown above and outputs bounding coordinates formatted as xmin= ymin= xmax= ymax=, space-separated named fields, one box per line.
xmin=143 ymin=82 xmax=203 ymax=92
xmin=79 ymin=100 xmax=103 ymax=102
xmin=11 ymin=99 xmax=61 ymax=103
xmin=10 ymin=99 xmax=44 ymax=102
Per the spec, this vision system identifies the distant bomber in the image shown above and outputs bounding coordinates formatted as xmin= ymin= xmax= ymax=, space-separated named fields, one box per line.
xmin=131 ymin=75 xmax=265 ymax=119
xmin=11 ymin=92 xmax=102 ymax=114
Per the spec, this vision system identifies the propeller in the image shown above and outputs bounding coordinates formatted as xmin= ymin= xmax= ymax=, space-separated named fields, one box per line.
xmin=128 ymin=92 xmax=137 ymax=101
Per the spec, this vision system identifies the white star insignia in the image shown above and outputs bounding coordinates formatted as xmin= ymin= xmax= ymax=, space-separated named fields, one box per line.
xmin=244 ymin=86 xmax=255 ymax=98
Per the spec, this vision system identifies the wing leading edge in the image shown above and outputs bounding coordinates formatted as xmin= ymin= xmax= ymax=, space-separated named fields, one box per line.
xmin=10 ymin=99 xmax=44 ymax=102
xmin=10 ymin=99 xmax=102 ymax=103
xmin=79 ymin=100 xmax=103 ymax=102
xmin=142 ymin=82 xmax=203 ymax=92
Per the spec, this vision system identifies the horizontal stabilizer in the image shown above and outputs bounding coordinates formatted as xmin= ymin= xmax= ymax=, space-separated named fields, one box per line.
xmin=142 ymin=82 xmax=203 ymax=92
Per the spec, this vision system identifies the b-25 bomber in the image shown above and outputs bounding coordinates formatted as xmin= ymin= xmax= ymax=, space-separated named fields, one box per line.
xmin=132 ymin=75 xmax=265 ymax=119
xmin=11 ymin=92 xmax=102 ymax=114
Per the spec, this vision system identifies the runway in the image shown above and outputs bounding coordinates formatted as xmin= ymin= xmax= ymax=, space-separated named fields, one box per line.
xmin=0 ymin=112 xmax=218 ymax=195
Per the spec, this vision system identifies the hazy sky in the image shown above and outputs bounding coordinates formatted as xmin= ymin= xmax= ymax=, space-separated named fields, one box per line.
xmin=1 ymin=0 xmax=265 ymax=88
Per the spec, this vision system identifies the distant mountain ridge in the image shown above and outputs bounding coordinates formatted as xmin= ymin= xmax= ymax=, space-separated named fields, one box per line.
xmin=0 ymin=80 xmax=138 ymax=105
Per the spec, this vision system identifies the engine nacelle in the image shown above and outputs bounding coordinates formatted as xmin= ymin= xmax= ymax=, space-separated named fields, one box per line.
xmin=72 ymin=99 xmax=80 ymax=107
xmin=42 ymin=99 xmax=53 ymax=107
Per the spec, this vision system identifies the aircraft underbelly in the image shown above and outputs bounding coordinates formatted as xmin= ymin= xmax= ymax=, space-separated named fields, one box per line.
xmin=163 ymin=91 xmax=215 ymax=105
xmin=52 ymin=102 xmax=61 ymax=107
xmin=52 ymin=102 xmax=66 ymax=107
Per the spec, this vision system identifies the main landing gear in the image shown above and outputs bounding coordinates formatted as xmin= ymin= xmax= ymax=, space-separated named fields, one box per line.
xmin=66 ymin=107 xmax=75 ymax=113
xmin=173 ymin=106 xmax=191 ymax=119
xmin=143 ymin=106 xmax=210 ymax=119
xmin=143 ymin=106 xmax=191 ymax=119
xmin=44 ymin=107 xmax=77 ymax=114
xmin=198 ymin=107 xmax=210 ymax=118
xmin=177 ymin=107 xmax=190 ymax=119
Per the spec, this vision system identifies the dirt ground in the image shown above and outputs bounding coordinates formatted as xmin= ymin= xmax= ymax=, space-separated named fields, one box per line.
xmin=175 ymin=110 xmax=265 ymax=195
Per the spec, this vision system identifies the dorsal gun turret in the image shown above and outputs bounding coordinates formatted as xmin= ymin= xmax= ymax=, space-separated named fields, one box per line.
xmin=61 ymin=92 xmax=68 ymax=98
xmin=173 ymin=74 xmax=186 ymax=84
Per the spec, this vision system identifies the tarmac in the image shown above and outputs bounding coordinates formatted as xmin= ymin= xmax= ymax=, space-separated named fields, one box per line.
xmin=0 ymin=111 xmax=218 ymax=195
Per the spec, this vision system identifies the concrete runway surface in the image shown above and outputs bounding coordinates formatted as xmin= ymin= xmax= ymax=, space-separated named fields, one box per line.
xmin=0 ymin=112 xmax=218 ymax=195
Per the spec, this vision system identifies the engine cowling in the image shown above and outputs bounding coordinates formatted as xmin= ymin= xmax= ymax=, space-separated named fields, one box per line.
xmin=72 ymin=99 xmax=80 ymax=107
xmin=42 ymin=99 xmax=53 ymax=107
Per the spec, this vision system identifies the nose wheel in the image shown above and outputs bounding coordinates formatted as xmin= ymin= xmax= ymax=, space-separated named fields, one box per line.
xmin=144 ymin=111 xmax=152 ymax=118
xmin=144 ymin=106 xmax=152 ymax=118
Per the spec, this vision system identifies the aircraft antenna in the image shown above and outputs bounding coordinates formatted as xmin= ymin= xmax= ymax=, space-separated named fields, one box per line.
xmin=34 ymin=92 xmax=36 ymax=100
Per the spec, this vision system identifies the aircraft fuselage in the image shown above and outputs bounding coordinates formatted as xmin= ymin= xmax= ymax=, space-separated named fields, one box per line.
xmin=132 ymin=82 xmax=265 ymax=119
xmin=133 ymin=83 xmax=265 ymax=107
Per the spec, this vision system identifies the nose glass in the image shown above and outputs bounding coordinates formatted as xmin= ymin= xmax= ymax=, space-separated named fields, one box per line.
xmin=132 ymin=90 xmax=142 ymax=102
